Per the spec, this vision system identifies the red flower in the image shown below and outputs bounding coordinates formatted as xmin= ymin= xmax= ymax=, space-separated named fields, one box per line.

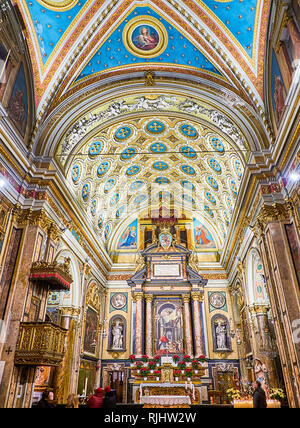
xmin=154 ymin=355 xmax=160 ymax=360
xmin=172 ymin=355 xmax=180 ymax=361
xmin=183 ymin=355 xmax=191 ymax=361
xmin=178 ymin=361 xmax=186 ymax=367
xmin=174 ymin=370 xmax=181 ymax=376
xmin=129 ymin=355 xmax=136 ymax=361
xmin=154 ymin=370 xmax=161 ymax=375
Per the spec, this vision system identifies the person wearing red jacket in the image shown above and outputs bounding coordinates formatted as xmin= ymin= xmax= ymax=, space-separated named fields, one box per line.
xmin=86 ymin=388 xmax=104 ymax=408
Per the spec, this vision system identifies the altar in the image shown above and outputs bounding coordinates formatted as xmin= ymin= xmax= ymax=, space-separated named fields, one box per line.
xmin=133 ymin=382 xmax=202 ymax=407
xmin=141 ymin=395 xmax=191 ymax=408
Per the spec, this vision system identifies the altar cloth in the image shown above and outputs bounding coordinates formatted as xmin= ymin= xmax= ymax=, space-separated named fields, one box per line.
xmin=141 ymin=395 xmax=191 ymax=405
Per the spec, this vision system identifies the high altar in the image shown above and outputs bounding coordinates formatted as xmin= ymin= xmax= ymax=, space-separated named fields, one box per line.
xmin=115 ymin=220 xmax=239 ymax=405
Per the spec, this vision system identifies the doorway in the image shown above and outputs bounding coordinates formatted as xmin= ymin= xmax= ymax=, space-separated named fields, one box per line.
xmin=108 ymin=370 xmax=124 ymax=403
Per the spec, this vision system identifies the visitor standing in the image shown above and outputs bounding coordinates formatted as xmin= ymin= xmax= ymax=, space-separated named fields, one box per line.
xmin=253 ymin=380 xmax=267 ymax=408
xmin=86 ymin=388 xmax=104 ymax=408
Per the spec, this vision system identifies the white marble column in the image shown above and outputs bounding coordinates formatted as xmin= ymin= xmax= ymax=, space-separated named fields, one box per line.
xmin=182 ymin=294 xmax=193 ymax=356
xmin=145 ymin=294 xmax=153 ymax=357
xmin=191 ymin=291 xmax=204 ymax=357
xmin=133 ymin=292 xmax=143 ymax=358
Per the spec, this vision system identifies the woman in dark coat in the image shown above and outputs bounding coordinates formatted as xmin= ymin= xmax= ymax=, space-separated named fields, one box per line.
xmin=102 ymin=386 xmax=117 ymax=408
xmin=36 ymin=390 xmax=56 ymax=408
xmin=253 ymin=381 xmax=267 ymax=408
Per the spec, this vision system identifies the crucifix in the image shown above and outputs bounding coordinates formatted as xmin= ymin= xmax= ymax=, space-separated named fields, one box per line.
xmin=5 ymin=347 xmax=13 ymax=355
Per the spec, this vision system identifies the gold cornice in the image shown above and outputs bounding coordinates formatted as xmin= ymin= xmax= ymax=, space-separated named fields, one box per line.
xmin=12 ymin=206 xmax=61 ymax=241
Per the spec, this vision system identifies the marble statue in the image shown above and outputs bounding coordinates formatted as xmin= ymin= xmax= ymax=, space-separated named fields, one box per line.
xmin=216 ymin=321 xmax=227 ymax=350
xmin=112 ymin=320 xmax=123 ymax=349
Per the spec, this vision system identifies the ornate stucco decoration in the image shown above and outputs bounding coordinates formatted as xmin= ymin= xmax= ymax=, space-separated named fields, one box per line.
xmin=59 ymin=95 xmax=247 ymax=164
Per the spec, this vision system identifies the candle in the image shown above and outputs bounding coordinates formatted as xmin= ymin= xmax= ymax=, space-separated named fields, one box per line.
xmin=185 ymin=381 xmax=187 ymax=390
xmin=84 ymin=377 xmax=88 ymax=396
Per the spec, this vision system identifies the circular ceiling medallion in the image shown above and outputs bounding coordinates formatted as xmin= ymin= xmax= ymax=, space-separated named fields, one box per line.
xmin=89 ymin=141 xmax=102 ymax=158
xmin=181 ymin=165 xmax=196 ymax=175
xmin=180 ymin=146 xmax=197 ymax=158
xmin=121 ymin=147 xmax=136 ymax=160
xmin=146 ymin=120 xmax=165 ymax=134
xmin=180 ymin=124 xmax=198 ymax=138
xmin=153 ymin=161 xmax=168 ymax=171
xmin=155 ymin=177 xmax=169 ymax=184
xmin=114 ymin=126 xmax=132 ymax=141
xmin=150 ymin=142 xmax=166 ymax=153
xmin=71 ymin=164 xmax=80 ymax=183
xmin=35 ymin=0 xmax=78 ymax=11
xmin=97 ymin=161 xmax=110 ymax=177
xmin=123 ymin=16 xmax=168 ymax=58
xmin=181 ymin=180 xmax=194 ymax=190
xmin=126 ymin=165 xmax=140 ymax=176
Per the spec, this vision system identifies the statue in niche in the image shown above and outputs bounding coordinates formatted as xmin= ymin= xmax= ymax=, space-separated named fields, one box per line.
xmin=112 ymin=320 xmax=123 ymax=349
xmin=215 ymin=321 xmax=228 ymax=350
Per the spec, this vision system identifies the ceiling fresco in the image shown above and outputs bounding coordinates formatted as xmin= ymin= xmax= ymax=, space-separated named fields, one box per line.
xmin=75 ymin=7 xmax=223 ymax=83
xmin=16 ymin=0 xmax=271 ymax=110
xmin=66 ymin=115 xmax=244 ymax=247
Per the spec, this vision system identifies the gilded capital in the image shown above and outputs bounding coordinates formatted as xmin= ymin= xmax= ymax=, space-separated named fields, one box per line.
xmin=248 ymin=304 xmax=269 ymax=316
xmin=181 ymin=294 xmax=190 ymax=304
xmin=145 ymin=294 xmax=153 ymax=303
xmin=132 ymin=291 xmax=143 ymax=302
xmin=191 ymin=291 xmax=203 ymax=302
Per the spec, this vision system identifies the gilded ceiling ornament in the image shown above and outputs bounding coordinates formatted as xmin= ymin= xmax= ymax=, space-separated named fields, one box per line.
xmin=35 ymin=0 xmax=79 ymax=11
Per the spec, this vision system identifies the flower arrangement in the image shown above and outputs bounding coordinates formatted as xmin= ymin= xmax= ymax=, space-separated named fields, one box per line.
xmin=178 ymin=361 xmax=186 ymax=369
xmin=153 ymin=355 xmax=160 ymax=363
xmin=174 ymin=369 xmax=181 ymax=381
xmin=184 ymin=368 xmax=192 ymax=377
xmin=129 ymin=354 xmax=136 ymax=361
xmin=226 ymin=388 xmax=241 ymax=402
xmin=269 ymin=388 xmax=285 ymax=401
xmin=136 ymin=361 xmax=143 ymax=369
xmin=198 ymin=355 xmax=207 ymax=363
xmin=141 ymin=355 xmax=149 ymax=363
xmin=172 ymin=355 xmax=180 ymax=363
xmin=154 ymin=370 xmax=161 ymax=376
xmin=140 ymin=367 xmax=149 ymax=377
xmin=148 ymin=361 xmax=156 ymax=370
xmin=183 ymin=355 xmax=191 ymax=362
xmin=191 ymin=360 xmax=199 ymax=369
